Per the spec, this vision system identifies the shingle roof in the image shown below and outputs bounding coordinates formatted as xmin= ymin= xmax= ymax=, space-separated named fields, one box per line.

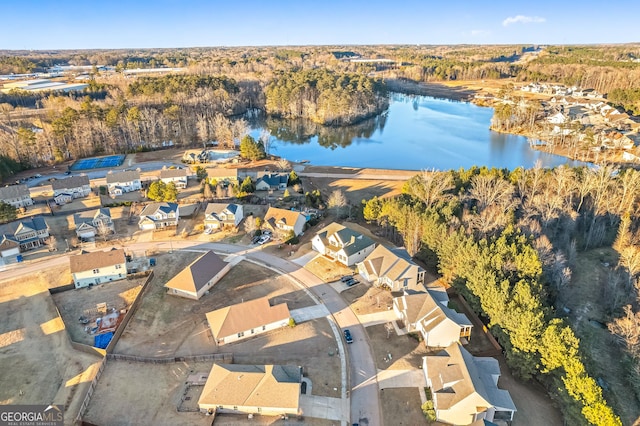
xmin=0 ymin=235 xmax=19 ymax=250
xmin=360 ymin=245 xmax=420 ymax=282
xmin=51 ymin=175 xmax=90 ymax=191
xmin=73 ymin=208 xmax=111 ymax=227
xmin=160 ymin=168 xmax=187 ymax=179
xmin=69 ymin=248 xmax=126 ymax=274
xmin=105 ymin=170 xmax=140 ymax=184
xmin=198 ymin=363 xmax=300 ymax=410
xmin=0 ymin=217 xmax=49 ymax=237
xmin=0 ymin=184 xmax=30 ymax=200
xmin=264 ymin=207 xmax=304 ymax=229
xmin=139 ymin=202 xmax=178 ymax=217
xmin=257 ymin=173 xmax=288 ymax=188
xmin=164 ymin=251 xmax=228 ymax=293
xmin=206 ymin=296 xmax=290 ymax=340
xmin=396 ymin=288 xmax=472 ymax=329
xmin=205 ymin=203 xmax=239 ymax=218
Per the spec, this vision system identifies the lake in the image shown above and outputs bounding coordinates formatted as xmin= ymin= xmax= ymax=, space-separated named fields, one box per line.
xmin=248 ymin=93 xmax=588 ymax=171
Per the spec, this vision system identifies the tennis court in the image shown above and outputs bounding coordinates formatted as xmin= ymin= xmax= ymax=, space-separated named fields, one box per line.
xmin=70 ymin=155 xmax=126 ymax=171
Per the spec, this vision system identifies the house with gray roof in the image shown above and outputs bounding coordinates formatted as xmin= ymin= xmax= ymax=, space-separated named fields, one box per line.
xmin=0 ymin=235 xmax=20 ymax=258
xmin=0 ymin=217 xmax=49 ymax=252
xmin=73 ymin=208 xmax=114 ymax=239
xmin=255 ymin=173 xmax=288 ymax=191
xmin=164 ymin=251 xmax=231 ymax=300
xmin=160 ymin=168 xmax=188 ymax=189
xmin=204 ymin=203 xmax=243 ymax=230
xmin=70 ymin=248 xmax=126 ymax=288
xmin=106 ymin=170 xmax=141 ymax=197
xmin=51 ymin=175 xmax=91 ymax=199
xmin=358 ymin=245 xmax=425 ymax=291
xmin=394 ymin=286 xmax=472 ymax=348
xmin=138 ymin=202 xmax=179 ymax=230
xmin=0 ymin=184 xmax=33 ymax=208
xmin=423 ymin=342 xmax=516 ymax=425
xmin=312 ymin=222 xmax=375 ymax=266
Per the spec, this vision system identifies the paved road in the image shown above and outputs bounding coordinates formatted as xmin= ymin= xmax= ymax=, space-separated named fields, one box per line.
xmin=0 ymin=240 xmax=383 ymax=425
xmin=299 ymin=171 xmax=413 ymax=181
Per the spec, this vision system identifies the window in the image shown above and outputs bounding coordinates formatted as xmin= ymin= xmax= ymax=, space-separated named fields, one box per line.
xmin=262 ymin=325 xmax=266 ymax=331
xmin=251 ymin=329 xmax=255 ymax=334
xmin=233 ymin=406 xmax=238 ymax=411
xmin=237 ymin=332 xmax=244 ymax=338
xmin=92 ymin=269 xmax=99 ymax=274
xmin=115 ymin=264 xmax=122 ymax=269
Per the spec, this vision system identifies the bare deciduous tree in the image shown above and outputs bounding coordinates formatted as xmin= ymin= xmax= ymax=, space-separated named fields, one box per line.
xmin=327 ymin=189 xmax=347 ymax=218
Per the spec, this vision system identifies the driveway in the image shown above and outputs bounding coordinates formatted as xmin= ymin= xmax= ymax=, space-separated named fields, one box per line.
xmin=376 ymin=369 xmax=426 ymax=389
xmin=291 ymin=251 xmax=318 ymax=266
xmin=299 ymin=395 xmax=344 ymax=422
xmin=290 ymin=304 xmax=330 ymax=323
xmin=356 ymin=310 xmax=397 ymax=328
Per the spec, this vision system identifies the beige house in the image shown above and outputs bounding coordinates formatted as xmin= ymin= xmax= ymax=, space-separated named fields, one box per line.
xmin=205 ymin=167 xmax=240 ymax=186
xmin=0 ymin=184 xmax=33 ymax=208
xmin=51 ymin=175 xmax=91 ymax=199
xmin=138 ymin=202 xmax=179 ymax=230
xmin=160 ymin=168 xmax=188 ymax=189
xmin=198 ymin=363 xmax=301 ymax=416
xmin=206 ymin=296 xmax=290 ymax=345
xmin=204 ymin=203 xmax=243 ymax=230
xmin=263 ymin=207 xmax=306 ymax=238
xmin=358 ymin=245 xmax=425 ymax=291
xmin=73 ymin=208 xmax=114 ymax=239
xmin=70 ymin=248 xmax=127 ymax=289
xmin=424 ymin=343 xmax=516 ymax=425
xmin=312 ymin=222 xmax=376 ymax=266
xmin=394 ymin=287 xmax=472 ymax=347
xmin=164 ymin=251 xmax=231 ymax=300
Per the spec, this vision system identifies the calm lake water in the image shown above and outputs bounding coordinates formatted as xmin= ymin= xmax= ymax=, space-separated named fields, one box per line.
xmin=248 ymin=93 xmax=587 ymax=171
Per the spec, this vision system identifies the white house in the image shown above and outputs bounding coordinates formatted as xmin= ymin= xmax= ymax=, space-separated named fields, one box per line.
xmin=255 ymin=173 xmax=288 ymax=191
xmin=51 ymin=175 xmax=91 ymax=199
xmin=424 ymin=343 xmax=516 ymax=425
xmin=0 ymin=217 xmax=49 ymax=251
xmin=393 ymin=287 xmax=472 ymax=347
xmin=198 ymin=363 xmax=301 ymax=417
xmin=358 ymin=245 xmax=425 ymax=291
xmin=106 ymin=170 xmax=141 ymax=197
xmin=160 ymin=168 xmax=188 ymax=189
xmin=205 ymin=296 xmax=290 ymax=345
xmin=204 ymin=203 xmax=243 ymax=230
xmin=547 ymin=112 xmax=568 ymax=124
xmin=73 ymin=208 xmax=114 ymax=239
xmin=69 ymin=248 xmax=127 ymax=289
xmin=312 ymin=222 xmax=376 ymax=266
xmin=0 ymin=184 xmax=33 ymax=209
xmin=164 ymin=251 xmax=231 ymax=300
xmin=263 ymin=207 xmax=306 ymax=238
xmin=138 ymin=202 xmax=179 ymax=230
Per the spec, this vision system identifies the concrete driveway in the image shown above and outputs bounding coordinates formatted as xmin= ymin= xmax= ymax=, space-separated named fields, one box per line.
xmin=377 ymin=369 xmax=426 ymax=389
xmin=356 ymin=310 xmax=397 ymax=328
xmin=299 ymin=395 xmax=344 ymax=422
xmin=290 ymin=304 xmax=330 ymax=323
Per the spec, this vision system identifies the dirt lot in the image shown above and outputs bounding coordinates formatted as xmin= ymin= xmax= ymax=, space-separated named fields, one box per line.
xmin=346 ymin=285 xmax=394 ymax=315
xmin=0 ymin=271 xmax=102 ymax=421
xmin=366 ymin=324 xmax=429 ymax=370
xmin=380 ymin=388 xmax=428 ymax=426
xmin=51 ymin=279 xmax=144 ymax=346
xmin=304 ymin=255 xmax=355 ymax=282
xmin=302 ymin=176 xmax=406 ymax=206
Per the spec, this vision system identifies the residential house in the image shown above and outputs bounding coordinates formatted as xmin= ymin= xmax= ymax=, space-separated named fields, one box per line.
xmin=0 ymin=184 xmax=33 ymax=209
xmin=205 ymin=296 xmax=291 ymax=345
xmin=546 ymin=112 xmax=568 ymax=124
xmin=198 ymin=363 xmax=301 ymax=417
xmin=204 ymin=203 xmax=243 ymax=230
xmin=164 ymin=251 xmax=231 ymax=300
xmin=0 ymin=235 xmax=20 ymax=258
xmin=53 ymin=192 xmax=73 ymax=205
xmin=0 ymin=217 xmax=49 ymax=251
xmin=160 ymin=168 xmax=188 ymax=189
xmin=73 ymin=208 xmax=114 ymax=240
xmin=106 ymin=170 xmax=141 ymax=197
xmin=393 ymin=287 xmax=472 ymax=347
xmin=255 ymin=173 xmax=288 ymax=191
xmin=51 ymin=175 xmax=91 ymax=200
xmin=312 ymin=222 xmax=376 ymax=266
xmin=358 ymin=245 xmax=425 ymax=291
xmin=69 ymin=248 xmax=127 ymax=289
xmin=423 ymin=342 xmax=516 ymax=425
xmin=263 ymin=207 xmax=306 ymax=238
xmin=205 ymin=167 xmax=240 ymax=186
xmin=138 ymin=202 xmax=179 ymax=230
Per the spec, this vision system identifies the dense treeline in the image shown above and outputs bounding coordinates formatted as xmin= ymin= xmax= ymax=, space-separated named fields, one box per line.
xmin=364 ymin=165 xmax=640 ymax=425
xmin=128 ymin=74 xmax=239 ymax=97
xmin=608 ymin=88 xmax=640 ymax=115
xmin=265 ymin=69 xmax=388 ymax=125
xmin=0 ymin=56 xmax=37 ymax=74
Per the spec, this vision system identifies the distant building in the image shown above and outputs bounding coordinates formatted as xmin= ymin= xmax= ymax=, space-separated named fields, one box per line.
xmin=0 ymin=184 xmax=33 ymax=209
xmin=138 ymin=202 xmax=179 ymax=230
xmin=106 ymin=170 xmax=141 ymax=197
xmin=164 ymin=251 xmax=231 ymax=300
xmin=312 ymin=222 xmax=376 ymax=266
xmin=198 ymin=363 xmax=301 ymax=417
xmin=70 ymin=248 xmax=127 ymax=289
xmin=255 ymin=173 xmax=288 ymax=191
xmin=159 ymin=168 xmax=188 ymax=189
xmin=1 ymin=79 xmax=88 ymax=93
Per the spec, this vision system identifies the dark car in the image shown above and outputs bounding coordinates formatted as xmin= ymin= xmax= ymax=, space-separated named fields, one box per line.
xmin=345 ymin=278 xmax=359 ymax=287
xmin=344 ymin=329 xmax=353 ymax=344
xmin=340 ymin=275 xmax=353 ymax=282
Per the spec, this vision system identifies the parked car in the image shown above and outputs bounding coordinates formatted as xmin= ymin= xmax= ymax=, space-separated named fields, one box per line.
xmin=251 ymin=235 xmax=261 ymax=244
xmin=345 ymin=278 xmax=359 ymax=287
xmin=340 ymin=275 xmax=353 ymax=282
xmin=344 ymin=329 xmax=353 ymax=344
xmin=258 ymin=235 xmax=271 ymax=245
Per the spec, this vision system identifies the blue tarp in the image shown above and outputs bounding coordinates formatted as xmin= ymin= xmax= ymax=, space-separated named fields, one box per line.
xmin=94 ymin=332 xmax=114 ymax=349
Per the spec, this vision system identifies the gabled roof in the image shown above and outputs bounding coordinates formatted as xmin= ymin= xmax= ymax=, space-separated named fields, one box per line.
xmin=206 ymin=296 xmax=290 ymax=340
xmin=0 ymin=234 xmax=19 ymax=250
xmin=0 ymin=184 xmax=30 ymax=200
xmin=73 ymin=208 xmax=111 ymax=227
xmin=315 ymin=222 xmax=375 ymax=256
xmin=69 ymin=248 xmax=126 ymax=273
xmin=139 ymin=202 xmax=178 ymax=217
xmin=264 ymin=207 xmax=304 ymax=229
xmin=164 ymin=251 xmax=228 ymax=293
xmin=359 ymin=245 xmax=419 ymax=281
xmin=395 ymin=287 xmax=471 ymax=330
xmin=0 ymin=217 xmax=48 ymax=239
xmin=205 ymin=167 xmax=239 ymax=179
xmin=160 ymin=168 xmax=187 ymax=179
xmin=51 ymin=175 xmax=90 ymax=190
xmin=425 ymin=343 xmax=516 ymax=413
xmin=257 ymin=173 xmax=288 ymax=187
xmin=205 ymin=203 xmax=239 ymax=219
xmin=106 ymin=170 xmax=140 ymax=184
xmin=199 ymin=363 xmax=300 ymax=410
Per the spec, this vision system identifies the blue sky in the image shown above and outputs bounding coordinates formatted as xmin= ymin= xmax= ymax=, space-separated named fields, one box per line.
xmin=2 ymin=0 xmax=639 ymax=49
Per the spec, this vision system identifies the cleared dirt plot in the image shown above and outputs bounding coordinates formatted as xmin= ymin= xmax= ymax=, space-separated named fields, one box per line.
xmin=51 ymin=279 xmax=144 ymax=345
xmin=116 ymin=254 xmax=317 ymax=357
xmin=83 ymin=360 xmax=212 ymax=426
xmin=0 ymin=273 xmax=101 ymax=421
xmin=347 ymin=285 xmax=394 ymax=315
xmin=366 ymin=324 xmax=429 ymax=371
xmin=380 ymin=388 xmax=428 ymax=426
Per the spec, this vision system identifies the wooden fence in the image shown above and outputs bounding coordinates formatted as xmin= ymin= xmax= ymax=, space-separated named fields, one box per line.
xmin=106 ymin=353 xmax=233 ymax=364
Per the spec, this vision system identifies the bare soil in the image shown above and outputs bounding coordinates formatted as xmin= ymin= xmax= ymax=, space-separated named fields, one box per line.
xmin=380 ymin=388 xmax=430 ymax=426
xmin=366 ymin=324 xmax=429 ymax=371
xmin=301 ymin=176 xmax=406 ymax=206
xmin=347 ymin=286 xmax=394 ymax=315
xmin=304 ymin=255 xmax=355 ymax=282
